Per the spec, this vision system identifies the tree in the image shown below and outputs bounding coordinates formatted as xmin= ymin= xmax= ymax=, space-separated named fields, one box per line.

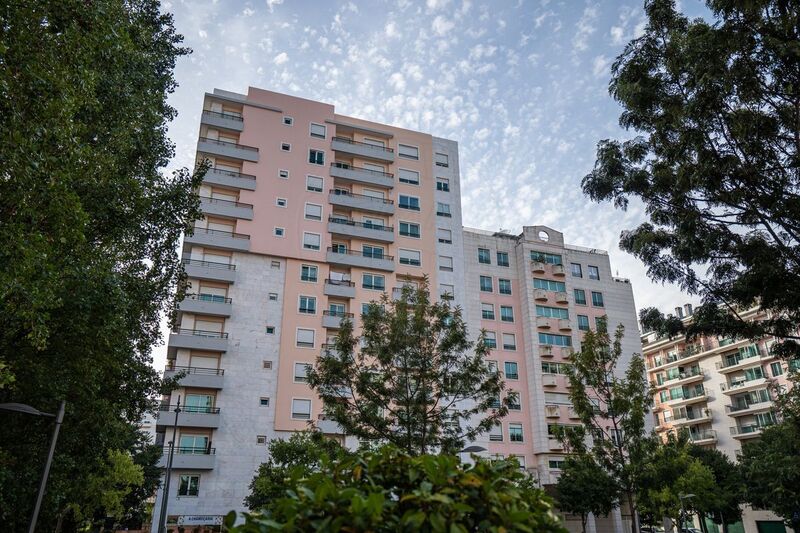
xmin=245 ymin=431 xmax=349 ymax=510
xmin=0 ymin=1 xmax=202 ymax=530
xmin=307 ymin=279 xmax=514 ymax=455
xmin=687 ymin=444 xmax=744 ymax=532
xmin=560 ymin=325 xmax=651 ymax=533
xmin=581 ymin=0 xmax=800 ymax=358
xmin=227 ymin=446 xmax=566 ymax=532
xmin=555 ymin=455 xmax=618 ymax=533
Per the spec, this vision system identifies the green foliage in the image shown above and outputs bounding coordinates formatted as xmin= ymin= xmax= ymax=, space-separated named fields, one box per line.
xmin=582 ymin=0 xmax=800 ymax=357
xmin=686 ymin=443 xmax=744 ymax=527
xmin=245 ymin=431 xmax=350 ymax=510
xmin=75 ymin=449 xmax=145 ymax=524
xmin=307 ymin=278 xmax=514 ymax=455
xmin=555 ymin=455 xmax=618 ymax=533
xmin=227 ymin=446 xmax=566 ymax=533
xmin=0 ymin=0 xmax=201 ymax=530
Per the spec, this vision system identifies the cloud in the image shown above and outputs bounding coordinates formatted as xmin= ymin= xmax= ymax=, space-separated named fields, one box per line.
xmin=426 ymin=0 xmax=451 ymax=10
xmin=573 ymin=6 xmax=598 ymax=52
xmin=432 ymin=16 xmax=455 ymax=36
xmin=266 ymin=0 xmax=283 ymax=12
xmin=273 ymin=52 xmax=288 ymax=65
xmin=592 ymin=55 xmax=610 ymax=77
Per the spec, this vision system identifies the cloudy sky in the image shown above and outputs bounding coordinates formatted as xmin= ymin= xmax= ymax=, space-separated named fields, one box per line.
xmin=155 ymin=0 xmax=708 ymax=365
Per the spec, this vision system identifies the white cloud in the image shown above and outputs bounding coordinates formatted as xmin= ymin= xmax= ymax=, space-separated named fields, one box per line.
xmin=592 ymin=55 xmax=610 ymax=77
xmin=273 ymin=52 xmax=288 ymax=65
xmin=266 ymin=0 xmax=283 ymax=12
xmin=432 ymin=16 xmax=455 ymax=36
xmin=573 ymin=6 xmax=598 ymax=52
xmin=385 ymin=21 xmax=399 ymax=38
xmin=426 ymin=0 xmax=451 ymax=10
xmin=389 ymin=72 xmax=406 ymax=91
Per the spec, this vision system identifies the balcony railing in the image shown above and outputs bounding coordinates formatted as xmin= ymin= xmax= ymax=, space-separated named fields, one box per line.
xmin=202 ymin=109 xmax=243 ymax=121
xmin=164 ymin=446 xmax=217 ymax=455
xmin=198 ymin=136 xmax=258 ymax=152
xmin=159 ymin=403 xmax=221 ymax=414
xmin=189 ymin=227 xmax=250 ymax=240
xmin=721 ymin=375 xmax=769 ymax=391
xmin=328 ymin=216 xmax=393 ymax=233
xmin=206 ymin=167 xmax=256 ymax=181
xmin=332 ymin=136 xmax=394 ymax=154
xmin=325 ymin=278 xmax=354 ymax=287
xmin=730 ymin=422 xmax=774 ymax=436
xmin=689 ymin=430 xmax=716 ymax=442
xmin=329 ymin=189 xmax=394 ymax=205
xmin=184 ymin=293 xmax=232 ymax=304
xmin=199 ymin=196 xmax=254 ymax=209
xmin=322 ymin=310 xmax=354 ymax=319
xmin=331 ymin=162 xmax=394 ymax=179
xmin=327 ymin=247 xmax=394 ymax=261
xmin=165 ymin=365 xmax=225 ymax=376
xmin=726 ymin=400 xmax=772 ymax=413
xmin=172 ymin=328 xmax=229 ymax=339
xmin=182 ymin=258 xmax=236 ymax=271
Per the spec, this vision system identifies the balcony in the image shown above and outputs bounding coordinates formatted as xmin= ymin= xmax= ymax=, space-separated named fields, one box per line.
xmin=326 ymin=247 xmax=395 ymax=272
xmin=725 ymin=399 xmax=773 ymax=417
xmin=328 ymin=190 xmax=394 ymax=215
xmin=542 ymin=374 xmax=558 ymax=387
xmin=157 ymin=446 xmax=216 ymax=470
xmin=548 ymin=437 xmax=564 ymax=450
xmin=552 ymin=264 xmax=566 ymax=277
xmin=731 ymin=423 xmax=773 ymax=439
xmin=539 ymin=344 xmax=554 ymax=357
xmin=317 ymin=414 xmax=345 ymax=435
xmin=646 ymin=343 xmax=711 ymax=371
xmin=182 ymin=258 xmax=237 ymax=284
xmin=202 ymin=167 xmax=257 ymax=191
xmin=689 ymin=430 xmax=717 ymax=445
xmin=164 ymin=365 xmax=225 ymax=389
xmin=716 ymin=346 xmax=770 ymax=373
xmin=322 ymin=310 xmax=354 ymax=329
xmin=323 ymin=279 xmax=356 ymax=299
xmin=545 ymin=405 xmax=560 ymax=417
xmin=197 ymin=136 xmax=259 ymax=162
xmin=328 ymin=216 xmax=394 ymax=243
xmin=663 ymin=388 xmax=708 ymax=407
xmin=651 ymin=369 xmax=705 ymax=390
xmin=168 ymin=328 xmax=229 ymax=354
xmin=534 ymin=289 xmax=548 ymax=301
xmin=200 ymin=109 xmax=244 ymax=131
xmin=721 ymin=377 xmax=771 ymax=395
xmin=536 ymin=316 xmax=551 ymax=329
xmin=531 ymin=261 xmax=546 ymax=273
xmin=671 ymin=409 xmax=712 ymax=427
xmin=561 ymin=347 xmax=574 ymax=358
xmin=156 ymin=404 xmax=221 ymax=428
xmin=555 ymin=292 xmax=568 ymax=304
xmin=330 ymin=162 xmax=394 ymax=188
xmin=331 ymin=136 xmax=395 ymax=163
xmin=200 ymin=196 xmax=254 ymax=220
xmin=184 ymin=227 xmax=250 ymax=252
xmin=558 ymin=319 xmax=571 ymax=332
xmin=178 ymin=293 xmax=232 ymax=317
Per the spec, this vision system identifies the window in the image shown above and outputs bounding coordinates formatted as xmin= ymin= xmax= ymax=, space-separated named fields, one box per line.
xmin=577 ymin=315 xmax=590 ymax=331
xmin=480 ymin=275 xmax=493 ymax=292
xmin=484 ymin=331 xmax=497 ymax=348
xmin=306 ymin=175 xmax=323 ymax=192
xmin=283 ymin=116 xmax=293 ymax=125
xmin=399 ymin=249 xmax=421 ymax=266
xmin=508 ymin=393 xmax=521 ymax=410
xmin=770 ymin=362 xmax=784 ymax=377
xmin=362 ymin=273 xmax=385 ymax=290
xmin=478 ymin=248 xmax=491 ymax=264
xmin=509 ymin=423 xmax=523 ymax=442
xmin=398 ymin=144 xmax=419 ymax=160
xmin=570 ymin=263 xmax=582 ymax=277
xmin=504 ymin=361 xmax=519 ymax=379
xmin=591 ymin=291 xmax=605 ymax=307
xmin=500 ymin=306 xmax=514 ymax=322
xmin=436 ymin=202 xmax=451 ymax=217
xmin=481 ymin=303 xmax=495 ymax=320
xmin=302 ymin=232 xmax=321 ymax=250
xmin=294 ymin=363 xmax=311 ymax=383
xmin=398 ymin=195 xmax=420 ymax=211
xmin=398 ymin=169 xmax=420 ymax=185
xmin=301 ymin=264 xmax=318 ymax=282
xmin=496 ymin=252 xmax=510 ymax=267
xmin=440 ymin=284 xmax=455 ymax=300
xmin=291 ymin=399 xmax=312 ymax=420
xmin=362 ymin=244 xmax=384 ymax=258
xmin=304 ymin=203 xmax=322 ymax=221
xmin=437 ymin=228 xmax=452 ymax=244
xmin=256 ymin=435 xmax=267 ymax=445
xmin=530 ymin=251 xmax=562 ymax=265
xmin=259 ymin=397 xmax=270 ymax=406
xmin=298 ymin=296 xmax=316 ymax=314
xmin=279 ymin=169 xmax=289 ymax=179
xmin=489 ymin=424 xmax=503 ymax=442
xmin=271 ymin=260 xmax=281 ymax=269
xmin=549 ymin=459 xmax=565 ymax=469
xmin=274 ymin=227 xmax=285 ymax=237
xmin=533 ymin=278 xmax=566 ymax=292
xmin=536 ymin=305 xmax=569 ymax=319
xmin=178 ymin=475 xmax=199 ymax=497
xmin=502 ymin=333 xmax=517 ymax=350
xmin=542 ymin=362 xmax=570 ymax=375
xmin=595 ymin=316 xmax=608 ymax=332
xmin=281 ymin=142 xmax=291 ymax=152
xmin=399 ymin=221 xmax=420 ymax=238
xmin=268 ymin=293 xmax=278 ymax=301
xmin=276 ymin=198 xmax=287 ymax=207
xmin=265 ymin=326 xmax=275 ymax=334
xmin=439 ymin=256 xmax=453 ymax=272
xmin=588 ymin=265 xmax=600 ymax=280
xmin=539 ymin=333 xmax=572 ymax=346
xmin=574 ymin=289 xmax=587 ymax=305
xmin=436 ymin=178 xmax=450 ymax=191
xmin=435 ymin=152 xmax=449 ymax=167
xmin=296 ymin=328 xmax=315 ymax=348
xmin=310 ymin=123 xmax=326 ymax=138
xmin=499 ymin=279 xmax=512 ymax=295
xmin=308 ymin=149 xmax=324 ymax=165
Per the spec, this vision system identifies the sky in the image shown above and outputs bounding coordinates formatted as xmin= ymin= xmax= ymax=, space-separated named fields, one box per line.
xmin=154 ymin=0 xmax=708 ymax=367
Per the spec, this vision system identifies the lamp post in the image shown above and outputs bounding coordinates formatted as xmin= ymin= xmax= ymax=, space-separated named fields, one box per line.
xmin=157 ymin=396 xmax=181 ymax=533
xmin=0 ymin=400 xmax=66 ymax=533
xmin=679 ymin=493 xmax=695 ymax=532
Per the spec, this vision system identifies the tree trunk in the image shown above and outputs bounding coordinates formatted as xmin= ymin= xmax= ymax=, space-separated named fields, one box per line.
xmin=581 ymin=512 xmax=588 ymax=533
xmin=627 ymin=492 xmax=638 ymax=533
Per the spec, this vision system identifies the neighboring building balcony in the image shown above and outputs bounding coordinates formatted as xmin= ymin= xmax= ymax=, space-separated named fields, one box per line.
xmin=539 ymin=344 xmax=554 ymax=358
xmin=184 ymin=227 xmax=250 ymax=252
xmin=200 ymin=109 xmax=244 ymax=131
xmin=182 ymin=258 xmax=237 ymax=284
xmin=721 ymin=376 xmax=772 ymax=395
xmin=323 ymin=279 xmax=356 ymax=299
xmin=156 ymin=403 xmax=221 ymax=429
xmin=329 ymin=162 xmax=394 ymax=188
xmin=317 ymin=414 xmax=345 ymax=435
xmin=551 ymin=264 xmax=566 ymax=277
xmin=716 ymin=346 xmax=771 ymax=373
xmin=178 ymin=293 xmax=232 ymax=317
xmin=725 ymin=399 xmax=773 ymax=417
xmin=168 ymin=328 xmax=229 ymax=354
xmin=157 ymin=446 xmax=216 ymax=470
xmin=534 ymin=289 xmax=548 ymax=301
xmin=328 ymin=189 xmax=394 ymax=215
xmin=197 ymin=136 xmax=259 ymax=162
xmin=199 ymin=196 xmax=254 ymax=220
xmin=531 ymin=261 xmax=546 ymax=273
xmin=730 ymin=423 xmax=773 ymax=439
xmin=650 ymin=369 xmax=705 ymax=390
xmin=671 ymin=409 xmax=712 ymax=427
xmin=320 ymin=343 xmax=340 ymax=357
xmin=542 ymin=374 xmax=558 ymax=387
xmin=327 ymin=216 xmax=394 ymax=243
xmin=547 ymin=436 xmax=564 ymax=450
xmin=536 ymin=316 xmax=551 ymax=329
xmin=558 ymin=319 xmax=571 ymax=332
xmin=561 ymin=346 xmax=574 ymax=358
xmin=646 ymin=343 xmax=712 ymax=371
xmin=322 ymin=310 xmax=354 ymax=329
xmin=688 ymin=429 xmax=717 ymax=446
xmin=545 ymin=404 xmax=561 ymax=417
xmin=202 ymin=167 xmax=257 ymax=191
xmin=164 ymin=365 xmax=225 ymax=389
xmin=331 ymin=136 xmax=395 ymax=163
xmin=663 ymin=388 xmax=709 ymax=407
xmin=326 ymin=247 xmax=395 ymax=272
xmin=555 ymin=291 xmax=568 ymax=304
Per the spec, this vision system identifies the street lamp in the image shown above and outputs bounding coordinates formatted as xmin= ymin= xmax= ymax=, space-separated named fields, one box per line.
xmin=0 ymin=400 xmax=66 ymax=533
xmin=157 ymin=396 xmax=181 ymax=533
xmin=679 ymin=493 xmax=696 ymax=532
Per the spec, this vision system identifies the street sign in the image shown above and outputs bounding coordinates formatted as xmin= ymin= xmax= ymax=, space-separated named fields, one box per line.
xmin=177 ymin=515 xmax=223 ymax=526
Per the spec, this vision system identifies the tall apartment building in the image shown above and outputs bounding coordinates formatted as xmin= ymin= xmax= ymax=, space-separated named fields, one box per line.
xmin=151 ymin=87 xmax=640 ymax=532
xmin=641 ymin=305 xmax=798 ymax=532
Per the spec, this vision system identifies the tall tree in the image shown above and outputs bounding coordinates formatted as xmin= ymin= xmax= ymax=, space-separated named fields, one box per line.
xmin=560 ymin=325 xmax=652 ymax=533
xmin=687 ymin=444 xmax=744 ymax=532
xmin=581 ymin=0 xmax=800 ymax=358
xmin=0 ymin=1 xmax=201 ymax=530
xmin=554 ymin=455 xmax=619 ymax=533
xmin=307 ymin=279 xmax=514 ymax=455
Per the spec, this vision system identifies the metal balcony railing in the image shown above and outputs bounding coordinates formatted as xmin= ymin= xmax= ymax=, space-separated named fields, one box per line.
xmin=327 ymin=247 xmax=394 ymax=261
xmin=329 ymin=189 xmax=394 ymax=204
xmin=206 ymin=167 xmax=256 ymax=181
xmin=164 ymin=445 xmax=217 ymax=455
xmin=198 ymin=136 xmax=258 ymax=152
xmin=325 ymin=278 xmax=355 ymax=287
xmin=189 ymin=227 xmax=250 ymax=240
xmin=159 ymin=403 xmax=220 ymax=414
xmin=331 ymin=162 xmax=394 ymax=179
xmin=181 ymin=258 xmax=236 ymax=270
xmin=184 ymin=293 xmax=233 ymax=304
xmin=172 ymin=328 xmax=229 ymax=339
xmin=199 ymin=196 xmax=254 ymax=209
xmin=332 ymin=136 xmax=394 ymax=153
xmin=322 ymin=310 xmax=354 ymax=319
xmin=202 ymin=109 xmax=243 ymax=121
xmin=165 ymin=365 xmax=225 ymax=376
xmin=328 ymin=216 xmax=393 ymax=232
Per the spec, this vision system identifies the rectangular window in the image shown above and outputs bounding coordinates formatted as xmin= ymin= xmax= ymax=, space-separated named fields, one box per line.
xmin=504 ymin=361 xmax=519 ymax=379
xmin=770 ymin=362 xmax=784 ymax=377
xmin=478 ymin=248 xmax=491 ymax=264
xmin=362 ymin=244 xmax=384 ymax=259
xmin=310 ymin=123 xmax=326 ymax=138
xmin=536 ymin=305 xmax=569 ymax=319
xmin=437 ymin=228 xmax=452 ymax=243
xmin=276 ymin=198 xmax=287 ymax=207
xmin=296 ymin=328 xmax=315 ymax=348
xmin=481 ymin=303 xmax=495 ymax=320
xmin=484 ymin=331 xmax=497 ymax=349
xmin=574 ymin=289 xmax=587 ymax=305
xmin=178 ymin=475 xmax=200 ymax=497
xmin=291 ymin=399 xmax=312 ymax=420
xmin=268 ymin=293 xmax=278 ymax=301
xmin=302 ymin=232 xmax=321 ymax=250
xmin=533 ymin=278 xmax=566 ymax=292
xmin=591 ymin=291 xmax=605 ymax=307
xmin=306 ymin=175 xmax=323 ymax=192
xmin=436 ymin=202 xmax=451 ymax=217
xmin=502 ymin=333 xmax=517 ymax=350
xmin=539 ymin=333 xmax=572 ymax=347
xmin=480 ymin=275 xmax=493 ymax=292
xmin=294 ymin=363 xmax=311 ymax=383
xmin=281 ymin=142 xmax=291 ymax=152
xmin=500 ymin=306 xmax=514 ymax=322
xmin=398 ymin=144 xmax=419 ymax=160
xmin=399 ymin=249 xmax=421 ymax=266
xmin=595 ymin=316 xmax=608 ymax=332
xmin=570 ymin=263 xmax=582 ymax=277
xmin=279 ymin=169 xmax=289 ymax=179
xmin=549 ymin=459 xmax=565 ymax=469
xmin=301 ymin=265 xmax=318 ymax=282
xmin=530 ymin=251 xmax=563 ymax=265
xmin=498 ymin=279 xmax=512 ymax=295
xmin=440 ymin=284 xmax=455 ymax=300
xmin=577 ymin=315 xmax=590 ymax=331
xmin=265 ymin=326 xmax=275 ymax=335
xmin=436 ymin=178 xmax=450 ymax=191
xmin=496 ymin=252 xmax=510 ymax=267
xmin=274 ymin=227 xmax=285 ymax=237
xmin=439 ymin=256 xmax=453 ymax=272
xmin=489 ymin=424 xmax=503 ymax=442
xmin=259 ymin=397 xmax=270 ymax=406
xmin=298 ymin=296 xmax=316 ymax=314
xmin=509 ymin=423 xmax=523 ymax=442
xmin=588 ymin=265 xmax=600 ymax=280
xmin=304 ymin=203 xmax=322 ymax=221
xmin=398 ymin=168 xmax=420 ymax=185
xmin=399 ymin=195 xmax=420 ymax=211
xmin=256 ymin=435 xmax=267 ymax=445
xmin=308 ymin=149 xmax=324 ymax=165
xmin=399 ymin=221 xmax=420 ymax=238
xmin=362 ymin=273 xmax=386 ymax=290
xmin=435 ymin=152 xmax=449 ymax=167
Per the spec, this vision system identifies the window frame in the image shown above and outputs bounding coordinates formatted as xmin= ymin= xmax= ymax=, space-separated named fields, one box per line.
xmin=398 ymin=143 xmax=420 ymax=160
xmin=291 ymin=398 xmax=312 ymax=420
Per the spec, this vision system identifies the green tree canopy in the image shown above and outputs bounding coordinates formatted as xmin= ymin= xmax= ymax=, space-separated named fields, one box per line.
xmin=555 ymin=455 xmax=618 ymax=533
xmin=686 ymin=443 xmax=744 ymax=531
xmin=581 ymin=0 xmax=800 ymax=358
